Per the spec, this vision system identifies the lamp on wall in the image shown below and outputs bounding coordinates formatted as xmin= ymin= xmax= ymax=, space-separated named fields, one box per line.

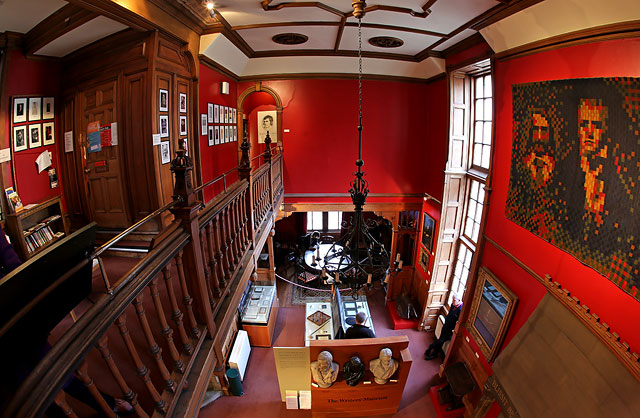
xmin=220 ymin=81 xmax=230 ymax=95
xmin=321 ymin=1 xmax=401 ymax=295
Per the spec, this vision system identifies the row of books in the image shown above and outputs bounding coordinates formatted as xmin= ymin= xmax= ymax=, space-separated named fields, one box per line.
xmin=23 ymin=222 xmax=64 ymax=253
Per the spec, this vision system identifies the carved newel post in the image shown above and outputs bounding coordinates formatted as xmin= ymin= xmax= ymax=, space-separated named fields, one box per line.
xmin=263 ymin=131 xmax=272 ymax=163
xmin=171 ymin=140 xmax=196 ymax=207
xmin=239 ymin=130 xmax=251 ymax=180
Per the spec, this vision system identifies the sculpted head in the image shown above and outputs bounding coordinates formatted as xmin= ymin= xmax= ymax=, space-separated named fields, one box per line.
xmin=317 ymin=350 xmax=333 ymax=369
xmin=379 ymin=348 xmax=392 ymax=366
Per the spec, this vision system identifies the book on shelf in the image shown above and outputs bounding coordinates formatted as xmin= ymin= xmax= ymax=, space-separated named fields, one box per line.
xmin=5 ymin=187 xmax=23 ymax=213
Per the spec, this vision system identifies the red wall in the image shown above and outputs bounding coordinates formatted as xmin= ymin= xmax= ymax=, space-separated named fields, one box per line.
xmin=5 ymin=50 xmax=63 ymax=206
xmin=198 ymin=64 xmax=239 ymax=203
xmin=239 ymin=78 xmax=448 ymax=202
xmin=481 ymin=37 xmax=640 ymax=359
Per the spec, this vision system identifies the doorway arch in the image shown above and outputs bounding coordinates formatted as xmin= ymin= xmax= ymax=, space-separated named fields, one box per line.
xmin=237 ymin=82 xmax=283 ymax=163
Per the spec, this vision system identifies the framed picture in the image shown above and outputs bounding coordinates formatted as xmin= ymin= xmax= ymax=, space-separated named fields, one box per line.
xmin=43 ymin=121 xmax=55 ymax=145
xmin=232 ymin=108 xmax=237 ymax=123
xmin=201 ymin=114 xmax=208 ymax=136
xmin=159 ymin=89 xmax=169 ymax=112
xmin=257 ymin=110 xmax=277 ymax=143
xmin=207 ymin=103 xmax=213 ymax=123
xmin=29 ymin=124 xmax=42 ymax=148
xmin=418 ymin=247 xmax=430 ymax=272
xmin=218 ymin=105 xmax=224 ymax=124
xmin=179 ymin=93 xmax=187 ymax=113
xmin=233 ymin=126 xmax=237 ymax=142
xmin=421 ymin=213 xmax=435 ymax=253
xmin=13 ymin=125 xmax=27 ymax=152
xmin=208 ymin=126 xmax=214 ymax=146
xmin=159 ymin=115 xmax=169 ymax=138
xmin=214 ymin=126 xmax=220 ymax=145
xmin=29 ymin=97 xmax=42 ymax=121
xmin=13 ymin=97 xmax=27 ymax=123
xmin=179 ymin=115 xmax=187 ymax=135
xmin=224 ymin=126 xmax=229 ymax=143
xmin=43 ymin=97 xmax=55 ymax=119
xmin=160 ymin=141 xmax=171 ymax=164
xmin=213 ymin=104 xmax=219 ymax=123
xmin=467 ymin=267 xmax=518 ymax=362
xmin=224 ymin=106 xmax=230 ymax=124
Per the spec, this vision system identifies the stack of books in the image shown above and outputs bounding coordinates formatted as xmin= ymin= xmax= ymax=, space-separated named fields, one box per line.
xmin=23 ymin=215 xmax=63 ymax=253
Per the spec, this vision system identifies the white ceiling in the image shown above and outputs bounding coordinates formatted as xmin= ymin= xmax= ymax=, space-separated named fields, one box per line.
xmin=0 ymin=0 xmax=66 ymax=33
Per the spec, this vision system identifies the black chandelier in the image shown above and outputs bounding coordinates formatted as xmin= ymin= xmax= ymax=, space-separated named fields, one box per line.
xmin=318 ymin=1 xmax=402 ymax=293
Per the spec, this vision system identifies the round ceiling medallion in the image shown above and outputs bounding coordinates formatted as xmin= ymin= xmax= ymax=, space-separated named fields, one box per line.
xmin=368 ymin=36 xmax=404 ymax=48
xmin=272 ymin=33 xmax=309 ymax=45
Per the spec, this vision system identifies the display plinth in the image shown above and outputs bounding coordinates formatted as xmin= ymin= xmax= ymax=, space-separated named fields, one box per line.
xmin=309 ymin=336 xmax=412 ymax=417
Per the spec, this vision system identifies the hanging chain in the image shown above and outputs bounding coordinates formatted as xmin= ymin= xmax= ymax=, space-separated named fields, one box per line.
xmin=358 ymin=17 xmax=363 ymax=129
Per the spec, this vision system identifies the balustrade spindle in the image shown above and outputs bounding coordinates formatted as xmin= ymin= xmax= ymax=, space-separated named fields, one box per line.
xmin=114 ymin=315 xmax=166 ymax=413
xmin=221 ymin=207 xmax=233 ymax=271
xmin=132 ymin=294 xmax=175 ymax=397
xmin=96 ymin=336 xmax=148 ymax=418
xmin=175 ymin=251 xmax=201 ymax=340
xmin=232 ymin=198 xmax=242 ymax=257
xmin=241 ymin=189 xmax=250 ymax=247
xmin=149 ymin=277 xmax=185 ymax=374
xmin=161 ymin=265 xmax=193 ymax=355
xmin=75 ymin=360 xmax=117 ymax=417
xmin=213 ymin=215 xmax=229 ymax=286
xmin=199 ymin=230 xmax=216 ymax=308
xmin=224 ymin=207 xmax=237 ymax=268
xmin=205 ymin=223 xmax=222 ymax=298
xmin=53 ymin=391 xmax=78 ymax=418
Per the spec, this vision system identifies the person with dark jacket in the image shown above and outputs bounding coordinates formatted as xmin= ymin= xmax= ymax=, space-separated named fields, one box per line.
xmin=344 ymin=312 xmax=376 ymax=339
xmin=425 ymin=293 xmax=463 ymax=360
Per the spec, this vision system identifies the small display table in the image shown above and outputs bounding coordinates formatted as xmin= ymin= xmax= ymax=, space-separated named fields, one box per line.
xmin=241 ymin=284 xmax=278 ymax=347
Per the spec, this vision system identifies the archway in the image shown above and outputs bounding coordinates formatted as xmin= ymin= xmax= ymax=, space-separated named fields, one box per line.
xmin=237 ymin=82 xmax=283 ymax=164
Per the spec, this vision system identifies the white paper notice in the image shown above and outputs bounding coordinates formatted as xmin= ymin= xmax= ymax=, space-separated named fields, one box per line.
xmin=35 ymin=150 xmax=52 ymax=173
xmin=299 ymin=390 xmax=311 ymax=409
xmin=285 ymin=391 xmax=298 ymax=409
xmin=0 ymin=149 xmax=11 ymax=163
xmin=110 ymin=122 xmax=118 ymax=145
xmin=153 ymin=134 xmax=161 ymax=146
xmin=64 ymin=131 xmax=73 ymax=153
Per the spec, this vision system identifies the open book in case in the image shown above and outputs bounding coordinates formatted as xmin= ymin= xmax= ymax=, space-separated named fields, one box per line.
xmin=4 ymin=196 xmax=69 ymax=260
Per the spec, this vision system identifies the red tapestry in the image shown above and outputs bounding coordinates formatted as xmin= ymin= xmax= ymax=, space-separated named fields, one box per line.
xmin=506 ymin=77 xmax=640 ymax=301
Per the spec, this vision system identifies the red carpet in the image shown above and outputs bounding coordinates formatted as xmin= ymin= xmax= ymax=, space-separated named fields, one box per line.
xmin=428 ymin=384 xmax=465 ymax=418
xmin=386 ymin=301 xmax=420 ymax=330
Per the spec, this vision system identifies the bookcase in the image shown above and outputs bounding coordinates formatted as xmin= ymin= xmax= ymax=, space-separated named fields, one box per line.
xmin=5 ymin=196 xmax=69 ymax=260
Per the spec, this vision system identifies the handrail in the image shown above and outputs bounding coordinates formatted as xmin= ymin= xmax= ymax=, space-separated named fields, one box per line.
xmin=92 ymin=199 xmax=180 ymax=259
xmin=194 ymin=166 xmax=239 ymax=194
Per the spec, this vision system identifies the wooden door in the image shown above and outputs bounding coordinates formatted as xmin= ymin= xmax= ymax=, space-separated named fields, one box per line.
xmin=80 ymin=80 xmax=130 ymax=228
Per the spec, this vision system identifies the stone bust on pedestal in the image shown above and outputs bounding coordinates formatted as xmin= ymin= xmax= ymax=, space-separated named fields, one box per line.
xmin=369 ymin=348 xmax=399 ymax=384
xmin=310 ymin=350 xmax=339 ymax=388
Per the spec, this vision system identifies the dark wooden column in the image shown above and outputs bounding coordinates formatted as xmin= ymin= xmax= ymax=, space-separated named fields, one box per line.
xmin=239 ymin=130 xmax=255 ymax=246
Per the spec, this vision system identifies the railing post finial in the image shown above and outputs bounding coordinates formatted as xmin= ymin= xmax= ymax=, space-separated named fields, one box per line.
xmin=239 ymin=129 xmax=251 ymax=180
xmin=264 ymin=131 xmax=272 ymax=162
xmin=171 ymin=139 xmax=196 ymax=206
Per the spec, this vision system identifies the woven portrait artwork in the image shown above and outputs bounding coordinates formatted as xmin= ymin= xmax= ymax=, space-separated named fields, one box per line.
xmin=506 ymin=77 xmax=640 ymax=301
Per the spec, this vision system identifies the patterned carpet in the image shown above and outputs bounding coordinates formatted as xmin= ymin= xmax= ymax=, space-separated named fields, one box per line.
xmin=278 ymin=264 xmax=367 ymax=305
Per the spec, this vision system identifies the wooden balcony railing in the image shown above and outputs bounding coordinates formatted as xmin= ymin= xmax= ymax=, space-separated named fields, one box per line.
xmin=3 ymin=141 xmax=284 ymax=418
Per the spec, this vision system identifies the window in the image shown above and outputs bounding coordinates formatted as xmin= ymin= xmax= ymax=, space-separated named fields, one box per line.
xmin=472 ymin=74 xmax=493 ymax=170
xmin=307 ymin=211 xmax=342 ymax=232
xmin=463 ymin=180 xmax=485 ymax=244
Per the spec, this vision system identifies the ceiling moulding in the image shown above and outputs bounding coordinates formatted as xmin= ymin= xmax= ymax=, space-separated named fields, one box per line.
xmin=261 ymin=1 xmax=434 ymax=19
xmin=480 ymin=0 xmax=640 ymax=53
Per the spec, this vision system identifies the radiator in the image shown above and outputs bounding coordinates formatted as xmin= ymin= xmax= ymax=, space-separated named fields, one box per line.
xmin=435 ymin=314 xmax=446 ymax=339
xmin=228 ymin=330 xmax=251 ymax=381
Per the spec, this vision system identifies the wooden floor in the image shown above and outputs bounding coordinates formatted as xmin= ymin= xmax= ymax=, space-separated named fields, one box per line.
xmin=200 ymin=274 xmax=443 ymax=418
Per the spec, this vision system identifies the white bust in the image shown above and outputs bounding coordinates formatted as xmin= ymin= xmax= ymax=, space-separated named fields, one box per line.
xmin=310 ymin=350 xmax=339 ymax=388
xmin=369 ymin=348 xmax=399 ymax=384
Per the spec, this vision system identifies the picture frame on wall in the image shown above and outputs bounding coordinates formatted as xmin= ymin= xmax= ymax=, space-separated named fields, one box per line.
xmin=159 ymin=115 xmax=169 ymax=138
xmin=179 ymin=115 xmax=187 ymax=135
xmin=43 ymin=97 xmax=55 ymax=119
xmin=467 ymin=267 xmax=519 ymax=362
xmin=179 ymin=93 xmax=187 ymax=113
xmin=224 ymin=126 xmax=229 ymax=143
xmin=201 ymin=114 xmax=208 ymax=135
xmin=257 ymin=110 xmax=277 ymax=143
xmin=214 ymin=104 xmax=219 ymax=123
xmin=418 ymin=247 xmax=430 ymax=272
xmin=43 ymin=121 xmax=55 ymax=145
xmin=421 ymin=213 xmax=435 ymax=253
xmin=28 ymin=97 xmax=42 ymax=121
xmin=218 ymin=105 xmax=224 ymax=124
xmin=13 ymin=97 xmax=27 ymax=123
xmin=233 ymin=126 xmax=237 ymax=142
xmin=29 ymin=124 xmax=42 ymax=148
xmin=232 ymin=108 xmax=237 ymax=123
xmin=13 ymin=125 xmax=27 ymax=152
xmin=207 ymin=103 xmax=213 ymax=123
xmin=159 ymin=89 xmax=169 ymax=112
xmin=208 ymin=126 xmax=214 ymax=146
xmin=214 ymin=126 xmax=220 ymax=145
xmin=225 ymin=107 xmax=230 ymax=124
xmin=160 ymin=141 xmax=171 ymax=164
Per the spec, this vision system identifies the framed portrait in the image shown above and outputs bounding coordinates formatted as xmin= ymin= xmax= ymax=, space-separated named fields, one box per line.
xmin=233 ymin=126 xmax=237 ymax=142
xmin=29 ymin=97 xmax=42 ymax=121
xmin=179 ymin=93 xmax=187 ymax=113
xmin=29 ymin=124 xmax=42 ymax=148
xmin=257 ymin=110 xmax=277 ymax=143
xmin=159 ymin=89 xmax=169 ymax=112
xmin=214 ymin=126 xmax=220 ymax=145
xmin=232 ymin=108 xmax=237 ymax=123
xmin=218 ymin=105 xmax=224 ymax=124
xmin=159 ymin=115 xmax=169 ymax=138
xmin=13 ymin=125 xmax=27 ymax=152
xmin=160 ymin=141 xmax=171 ymax=164
xmin=43 ymin=121 xmax=55 ymax=145
xmin=467 ymin=267 xmax=518 ymax=362
xmin=179 ymin=115 xmax=187 ymax=136
xmin=207 ymin=103 xmax=213 ymax=123
xmin=43 ymin=97 xmax=55 ymax=119
xmin=208 ymin=126 xmax=214 ymax=146
xmin=225 ymin=107 xmax=230 ymax=124
xmin=213 ymin=104 xmax=219 ymax=123
xmin=201 ymin=114 xmax=208 ymax=136
xmin=418 ymin=247 xmax=430 ymax=272
xmin=421 ymin=213 xmax=435 ymax=253
xmin=224 ymin=126 xmax=229 ymax=143
xmin=13 ymin=97 xmax=27 ymax=123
